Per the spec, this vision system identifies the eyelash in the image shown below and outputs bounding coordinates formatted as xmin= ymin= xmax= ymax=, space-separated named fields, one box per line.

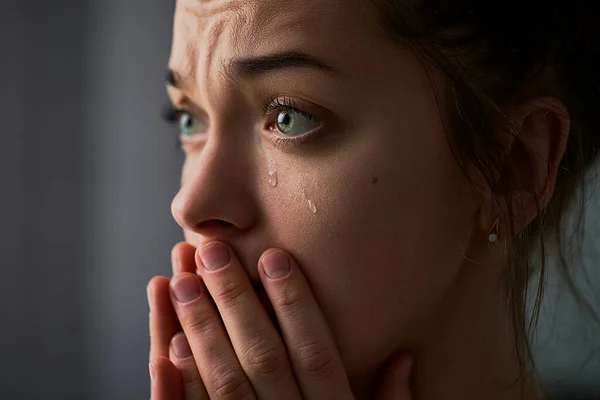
xmin=161 ymin=95 xmax=323 ymax=150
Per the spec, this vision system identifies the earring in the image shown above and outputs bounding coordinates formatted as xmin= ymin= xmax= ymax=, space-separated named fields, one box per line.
xmin=488 ymin=218 xmax=499 ymax=244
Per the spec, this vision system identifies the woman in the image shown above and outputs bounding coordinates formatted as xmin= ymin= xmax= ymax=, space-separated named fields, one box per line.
xmin=146 ymin=1 xmax=600 ymax=399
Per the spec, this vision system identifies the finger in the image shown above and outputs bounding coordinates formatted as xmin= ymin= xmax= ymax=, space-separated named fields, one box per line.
xmin=169 ymin=272 xmax=257 ymax=400
xmin=258 ymin=249 xmax=354 ymax=399
xmin=149 ymin=242 xmax=194 ymax=362
xmin=149 ymin=276 xmax=181 ymax=361
xmin=195 ymin=242 xmax=302 ymax=400
xmin=150 ymin=356 xmax=184 ymax=400
xmin=169 ymin=332 xmax=210 ymax=400
xmin=376 ymin=356 xmax=414 ymax=400
xmin=172 ymin=242 xmax=197 ymax=275
xmin=169 ymin=242 xmax=194 ymax=364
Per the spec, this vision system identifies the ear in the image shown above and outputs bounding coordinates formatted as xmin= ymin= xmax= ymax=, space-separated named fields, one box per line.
xmin=479 ymin=97 xmax=570 ymax=237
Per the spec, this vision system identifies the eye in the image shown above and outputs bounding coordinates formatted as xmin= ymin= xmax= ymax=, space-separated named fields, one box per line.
xmin=162 ymin=105 xmax=208 ymax=138
xmin=261 ymin=96 xmax=325 ymax=148
xmin=178 ymin=111 xmax=207 ymax=137
xmin=275 ymin=109 xmax=320 ymax=136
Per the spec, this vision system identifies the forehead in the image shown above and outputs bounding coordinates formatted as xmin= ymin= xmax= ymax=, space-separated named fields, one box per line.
xmin=169 ymin=0 xmax=380 ymax=80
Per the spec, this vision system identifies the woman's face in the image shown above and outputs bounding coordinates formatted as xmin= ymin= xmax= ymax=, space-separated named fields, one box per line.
xmin=168 ymin=0 xmax=482 ymax=384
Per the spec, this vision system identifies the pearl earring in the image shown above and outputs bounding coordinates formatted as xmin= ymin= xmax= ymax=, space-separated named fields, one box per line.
xmin=488 ymin=218 xmax=499 ymax=244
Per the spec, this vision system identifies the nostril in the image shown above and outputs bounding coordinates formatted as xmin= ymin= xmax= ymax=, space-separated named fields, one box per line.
xmin=195 ymin=219 xmax=234 ymax=236
xmin=196 ymin=219 xmax=230 ymax=228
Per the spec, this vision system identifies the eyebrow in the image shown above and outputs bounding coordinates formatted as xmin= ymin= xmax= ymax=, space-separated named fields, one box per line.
xmin=166 ymin=51 xmax=339 ymax=88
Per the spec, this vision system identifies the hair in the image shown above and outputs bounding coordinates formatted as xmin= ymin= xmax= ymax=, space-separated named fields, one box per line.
xmin=367 ymin=0 xmax=600 ymax=388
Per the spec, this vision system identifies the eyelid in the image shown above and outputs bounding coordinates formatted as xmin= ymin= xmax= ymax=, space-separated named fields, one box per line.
xmin=269 ymin=126 xmax=324 ymax=150
xmin=261 ymin=95 xmax=321 ymax=117
xmin=169 ymin=93 xmax=210 ymax=121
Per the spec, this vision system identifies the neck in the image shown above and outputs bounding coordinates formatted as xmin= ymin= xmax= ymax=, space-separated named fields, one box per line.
xmin=412 ymin=255 xmax=542 ymax=400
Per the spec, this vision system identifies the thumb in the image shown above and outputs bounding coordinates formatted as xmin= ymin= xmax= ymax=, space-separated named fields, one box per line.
xmin=376 ymin=355 xmax=414 ymax=400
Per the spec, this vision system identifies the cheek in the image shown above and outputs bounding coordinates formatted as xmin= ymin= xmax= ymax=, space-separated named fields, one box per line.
xmin=262 ymin=122 xmax=478 ymax=378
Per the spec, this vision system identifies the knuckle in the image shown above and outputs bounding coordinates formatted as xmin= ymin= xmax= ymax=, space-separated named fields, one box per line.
xmin=213 ymin=279 xmax=247 ymax=307
xmin=242 ymin=337 xmax=287 ymax=380
xmin=275 ymin=282 xmax=304 ymax=310
xmin=297 ymin=339 xmax=336 ymax=381
xmin=208 ymin=365 xmax=254 ymax=400
xmin=182 ymin=308 xmax=218 ymax=336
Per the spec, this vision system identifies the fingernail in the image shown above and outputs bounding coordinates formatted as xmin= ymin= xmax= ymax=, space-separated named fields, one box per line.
xmin=149 ymin=362 xmax=155 ymax=384
xmin=200 ymin=242 xmax=230 ymax=271
xmin=172 ymin=332 xmax=192 ymax=359
xmin=263 ymin=251 xmax=291 ymax=280
xmin=171 ymin=274 xmax=202 ymax=303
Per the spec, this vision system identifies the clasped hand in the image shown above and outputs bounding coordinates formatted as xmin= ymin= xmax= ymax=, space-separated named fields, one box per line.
xmin=148 ymin=242 xmax=414 ymax=399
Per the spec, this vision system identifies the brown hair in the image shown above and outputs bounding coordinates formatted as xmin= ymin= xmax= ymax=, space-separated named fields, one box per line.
xmin=367 ymin=0 xmax=600 ymax=382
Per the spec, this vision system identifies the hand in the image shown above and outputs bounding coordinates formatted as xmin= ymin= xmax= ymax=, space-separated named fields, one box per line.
xmin=147 ymin=242 xmax=414 ymax=399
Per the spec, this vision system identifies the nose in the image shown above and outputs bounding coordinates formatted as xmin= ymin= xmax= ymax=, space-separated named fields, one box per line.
xmin=171 ymin=139 xmax=257 ymax=239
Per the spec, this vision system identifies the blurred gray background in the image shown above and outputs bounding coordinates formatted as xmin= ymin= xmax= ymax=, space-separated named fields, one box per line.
xmin=0 ymin=1 xmax=598 ymax=399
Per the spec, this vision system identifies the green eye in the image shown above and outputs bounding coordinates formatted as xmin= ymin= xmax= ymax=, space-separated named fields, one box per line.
xmin=276 ymin=109 xmax=320 ymax=136
xmin=178 ymin=112 xmax=207 ymax=136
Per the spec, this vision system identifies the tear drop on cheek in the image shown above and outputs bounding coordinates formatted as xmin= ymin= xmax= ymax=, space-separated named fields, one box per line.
xmin=268 ymin=171 xmax=278 ymax=187
xmin=308 ymin=199 xmax=317 ymax=214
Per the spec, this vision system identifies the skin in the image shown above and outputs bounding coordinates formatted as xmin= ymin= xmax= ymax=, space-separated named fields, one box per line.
xmin=149 ymin=243 xmax=414 ymax=399
xmin=148 ymin=0 xmax=571 ymax=398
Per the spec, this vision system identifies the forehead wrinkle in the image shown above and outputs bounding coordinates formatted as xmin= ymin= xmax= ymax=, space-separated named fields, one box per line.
xmin=231 ymin=1 xmax=356 ymax=56
xmin=216 ymin=3 xmax=261 ymax=83
xmin=211 ymin=2 xmax=317 ymax=85
xmin=174 ymin=0 xmax=372 ymax=91
xmin=182 ymin=42 xmax=198 ymax=85
xmin=178 ymin=0 xmax=245 ymax=20
xmin=202 ymin=19 xmax=228 ymax=88
xmin=193 ymin=2 xmax=262 ymax=87
xmin=170 ymin=7 xmax=202 ymax=88
xmin=172 ymin=1 xmax=243 ymax=99
xmin=228 ymin=2 xmax=259 ymax=49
